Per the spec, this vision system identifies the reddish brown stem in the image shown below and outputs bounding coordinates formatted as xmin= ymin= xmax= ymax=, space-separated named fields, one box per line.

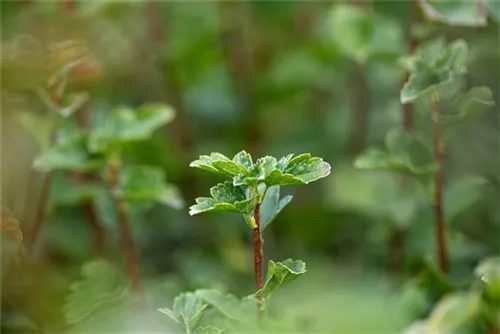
xmin=108 ymin=159 xmax=144 ymax=297
xmin=431 ymin=98 xmax=449 ymax=274
xmin=25 ymin=171 xmax=53 ymax=254
xmin=82 ymin=202 xmax=108 ymax=258
xmin=252 ymin=202 xmax=263 ymax=319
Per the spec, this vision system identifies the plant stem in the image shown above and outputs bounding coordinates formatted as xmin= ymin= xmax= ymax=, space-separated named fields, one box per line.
xmin=107 ymin=157 xmax=144 ymax=297
xmin=431 ymin=96 xmax=449 ymax=274
xmin=252 ymin=201 xmax=263 ymax=319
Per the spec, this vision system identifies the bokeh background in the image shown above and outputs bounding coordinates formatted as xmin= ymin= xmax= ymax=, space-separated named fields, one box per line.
xmin=1 ymin=1 xmax=499 ymax=333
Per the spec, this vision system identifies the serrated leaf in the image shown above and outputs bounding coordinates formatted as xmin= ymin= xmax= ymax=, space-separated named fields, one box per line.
xmin=419 ymin=0 xmax=487 ymax=27
xmin=427 ymin=292 xmax=481 ymax=333
xmin=158 ymin=292 xmax=208 ymax=331
xmin=117 ymin=165 xmax=183 ymax=209
xmin=64 ymin=260 xmax=129 ymax=324
xmin=189 ymin=182 xmax=257 ymax=215
xmin=195 ymin=325 xmax=222 ymax=334
xmin=59 ymin=92 xmax=89 ymax=117
xmin=265 ymin=154 xmax=331 ymax=186
xmin=232 ymin=150 xmax=253 ymax=170
xmin=445 ymin=176 xmax=487 ymax=224
xmin=328 ymin=4 xmax=403 ymax=62
xmin=190 ymin=153 xmax=238 ymax=177
xmin=260 ymin=186 xmax=293 ymax=232
xmin=88 ymin=104 xmax=174 ymax=153
xmin=196 ymin=289 xmax=257 ymax=324
xmin=255 ymin=259 xmax=306 ymax=310
xmin=401 ymin=39 xmax=468 ymax=104
xmin=475 ymin=257 xmax=500 ymax=301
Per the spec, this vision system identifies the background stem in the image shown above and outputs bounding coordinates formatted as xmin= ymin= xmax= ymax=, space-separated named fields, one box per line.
xmin=252 ymin=202 xmax=263 ymax=319
xmin=431 ymin=97 xmax=449 ymax=274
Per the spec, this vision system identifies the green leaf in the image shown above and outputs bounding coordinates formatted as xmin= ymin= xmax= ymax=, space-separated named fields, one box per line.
xmin=328 ymin=4 xmax=403 ymax=62
xmin=195 ymin=289 xmax=257 ymax=324
xmin=190 ymin=153 xmax=236 ymax=177
xmin=189 ymin=181 xmax=257 ymax=215
xmin=475 ymin=257 xmax=500 ymax=301
xmin=427 ymin=292 xmax=481 ymax=333
xmin=260 ymin=186 xmax=293 ymax=232
xmin=355 ymin=129 xmax=437 ymax=178
xmin=49 ymin=173 xmax=102 ymax=208
xmin=33 ymin=132 xmax=104 ymax=172
xmin=88 ymin=104 xmax=175 ymax=153
xmin=402 ymin=321 xmax=430 ymax=334
xmin=255 ymin=259 xmax=307 ymax=310
xmin=487 ymin=0 xmax=500 ymax=22
xmin=265 ymin=153 xmax=331 ymax=186
xmin=117 ymin=165 xmax=183 ymax=209
xmin=158 ymin=292 xmax=208 ymax=331
xmin=418 ymin=0 xmax=487 ymax=27
xmin=417 ymin=258 xmax=456 ymax=298
xmin=18 ymin=112 xmax=56 ymax=151
xmin=445 ymin=176 xmax=487 ymax=224
xmin=58 ymin=92 xmax=89 ymax=117
xmin=64 ymin=260 xmax=129 ymax=324
xmin=441 ymin=86 xmax=495 ymax=123
xmin=401 ymin=39 xmax=468 ymax=104
xmin=195 ymin=326 xmax=222 ymax=334
xmin=232 ymin=150 xmax=253 ymax=170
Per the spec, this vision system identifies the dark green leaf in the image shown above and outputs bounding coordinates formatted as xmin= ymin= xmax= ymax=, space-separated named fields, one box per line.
xmin=260 ymin=186 xmax=293 ymax=232
xmin=255 ymin=259 xmax=307 ymax=310
xmin=158 ymin=292 xmax=208 ymax=331
xmin=64 ymin=260 xmax=129 ymax=324
xmin=88 ymin=104 xmax=175 ymax=153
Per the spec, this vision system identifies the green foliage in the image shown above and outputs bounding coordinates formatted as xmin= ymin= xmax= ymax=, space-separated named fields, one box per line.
xmin=195 ymin=289 xmax=257 ymax=324
xmin=418 ymin=0 xmax=488 ymax=26
xmin=427 ymin=291 xmax=481 ymax=333
xmin=158 ymin=292 xmax=208 ymax=333
xmin=255 ymin=259 xmax=307 ymax=310
xmin=440 ymin=86 xmax=495 ymax=123
xmin=88 ymin=104 xmax=175 ymax=154
xmin=64 ymin=260 xmax=130 ymax=324
xmin=354 ymin=128 xmax=436 ymax=179
xmin=259 ymin=186 xmax=293 ymax=232
xmin=327 ymin=4 xmax=403 ymax=63
xmin=401 ymin=38 xmax=468 ymax=103
xmin=475 ymin=257 xmax=500 ymax=301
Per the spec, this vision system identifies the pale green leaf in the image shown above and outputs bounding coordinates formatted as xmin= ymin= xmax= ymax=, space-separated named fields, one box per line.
xmin=158 ymin=292 xmax=208 ymax=330
xmin=255 ymin=259 xmax=307 ymax=310
xmin=475 ymin=256 xmax=500 ymax=300
xmin=232 ymin=150 xmax=253 ymax=170
xmin=265 ymin=154 xmax=331 ymax=186
xmin=260 ymin=186 xmax=293 ymax=232
xmin=196 ymin=289 xmax=257 ymax=324
xmin=117 ymin=165 xmax=183 ymax=209
xmin=18 ymin=112 xmax=56 ymax=151
xmin=88 ymin=104 xmax=174 ymax=153
xmin=59 ymin=92 xmax=89 ymax=117
xmin=441 ymin=86 xmax=495 ymax=123
xmin=427 ymin=292 xmax=481 ymax=333
xmin=419 ymin=0 xmax=487 ymax=27
xmin=64 ymin=260 xmax=129 ymax=324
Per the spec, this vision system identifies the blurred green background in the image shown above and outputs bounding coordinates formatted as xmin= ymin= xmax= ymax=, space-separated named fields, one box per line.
xmin=1 ymin=1 xmax=499 ymax=333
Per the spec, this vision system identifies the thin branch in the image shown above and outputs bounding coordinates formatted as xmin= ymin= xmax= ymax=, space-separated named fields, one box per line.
xmin=431 ymin=96 xmax=449 ymax=274
xmin=252 ymin=201 xmax=263 ymax=320
xmin=107 ymin=157 xmax=144 ymax=297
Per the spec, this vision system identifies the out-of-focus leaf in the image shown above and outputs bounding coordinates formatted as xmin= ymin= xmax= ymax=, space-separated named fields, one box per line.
xmin=475 ymin=256 xmax=500 ymax=300
xmin=445 ymin=176 xmax=487 ymax=225
xmin=487 ymin=0 xmax=500 ymax=21
xmin=195 ymin=289 xmax=257 ymax=324
xmin=195 ymin=325 xmax=222 ymax=334
xmin=189 ymin=181 xmax=257 ymax=215
xmin=417 ymin=258 xmax=456 ymax=298
xmin=64 ymin=260 xmax=129 ymax=324
xmin=88 ymin=104 xmax=175 ymax=153
xmin=158 ymin=292 xmax=208 ymax=331
xmin=58 ymin=92 xmax=89 ymax=117
xmin=441 ymin=86 xmax=495 ymax=123
xmin=117 ymin=165 xmax=183 ymax=209
xmin=1 ymin=207 xmax=22 ymax=241
xmin=418 ymin=0 xmax=487 ymax=26
xmin=260 ymin=186 xmax=293 ymax=232
xmin=49 ymin=175 xmax=102 ymax=208
xmin=33 ymin=132 xmax=104 ymax=172
xmin=327 ymin=4 xmax=403 ymax=62
xmin=355 ymin=129 xmax=436 ymax=178
xmin=402 ymin=321 xmax=430 ymax=334
xmin=255 ymin=259 xmax=307 ymax=310
xmin=18 ymin=112 xmax=56 ymax=151
xmin=427 ymin=291 xmax=481 ymax=333
xmin=401 ymin=39 xmax=468 ymax=104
